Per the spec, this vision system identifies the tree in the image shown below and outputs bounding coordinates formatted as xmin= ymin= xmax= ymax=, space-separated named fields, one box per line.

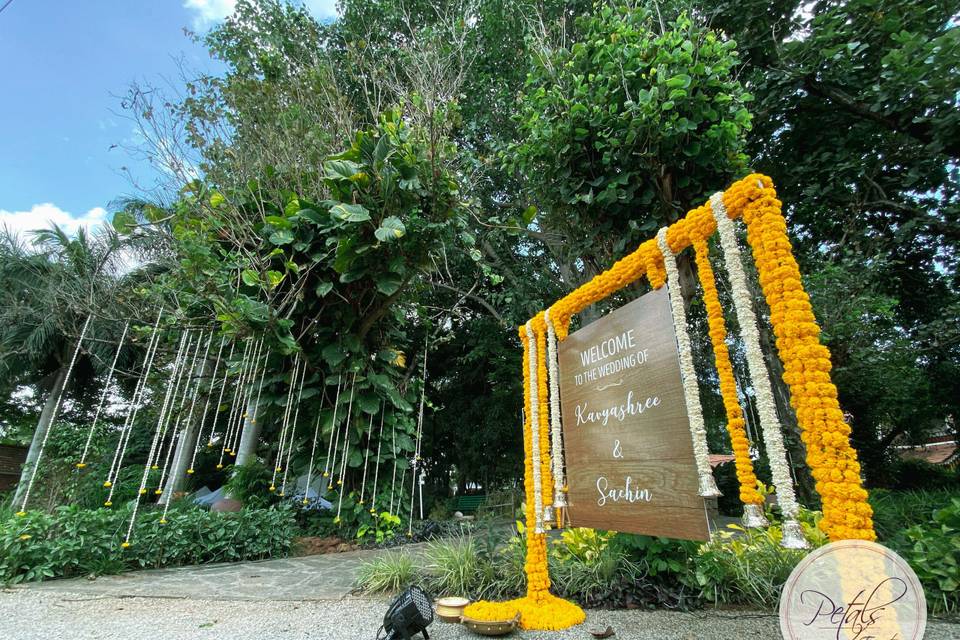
xmin=0 ymin=225 xmax=133 ymax=505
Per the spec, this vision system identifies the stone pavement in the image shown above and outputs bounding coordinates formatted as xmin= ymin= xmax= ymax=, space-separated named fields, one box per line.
xmin=23 ymin=545 xmax=426 ymax=601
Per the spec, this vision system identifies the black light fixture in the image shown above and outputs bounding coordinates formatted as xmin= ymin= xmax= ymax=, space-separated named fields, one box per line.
xmin=379 ymin=585 xmax=434 ymax=640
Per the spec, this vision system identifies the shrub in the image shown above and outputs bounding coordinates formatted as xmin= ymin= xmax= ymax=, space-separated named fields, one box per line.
xmin=869 ymin=487 xmax=960 ymax=542
xmin=356 ymin=550 xmax=421 ymax=593
xmin=0 ymin=503 xmax=296 ymax=585
xmin=424 ymin=536 xmax=487 ymax=597
xmin=898 ymin=498 xmax=960 ymax=616
xmin=693 ymin=509 xmax=827 ymax=609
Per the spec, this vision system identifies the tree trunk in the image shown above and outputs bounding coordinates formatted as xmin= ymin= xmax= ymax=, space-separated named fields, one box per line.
xmin=234 ymin=394 xmax=261 ymax=467
xmin=161 ymin=360 xmax=210 ymax=505
xmin=12 ymin=367 xmax=68 ymax=507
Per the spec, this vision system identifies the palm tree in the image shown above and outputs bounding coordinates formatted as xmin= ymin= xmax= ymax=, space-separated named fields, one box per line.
xmin=0 ymin=223 xmax=131 ymax=506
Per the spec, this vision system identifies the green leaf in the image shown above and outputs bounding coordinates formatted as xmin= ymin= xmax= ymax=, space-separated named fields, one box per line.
xmin=266 ymin=270 xmax=284 ymax=288
xmin=522 ymin=205 xmax=537 ymax=224
xmin=376 ymin=274 xmax=403 ymax=295
xmin=666 ymin=74 xmax=692 ymax=89
xmin=330 ymin=203 xmax=371 ymax=223
xmin=269 ymin=229 xmax=295 ymax=245
xmin=322 ymin=344 xmax=347 ymax=367
xmin=315 ymin=281 xmax=334 ymax=297
xmin=374 ymin=216 xmax=406 ymax=242
xmin=324 ymin=160 xmax=363 ymax=181
xmin=241 ymin=270 xmax=260 ymax=287
xmin=111 ymin=211 xmax=136 ymax=234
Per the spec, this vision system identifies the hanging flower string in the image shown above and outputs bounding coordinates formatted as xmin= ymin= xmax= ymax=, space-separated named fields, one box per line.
xmin=520 ymin=174 xmax=873 ymax=548
xmin=543 ymin=309 xmax=567 ymax=513
xmin=463 ymin=324 xmax=585 ymax=631
xmin=525 ymin=321 xmax=545 ymax=533
xmin=729 ymin=180 xmax=875 ymax=542
xmin=690 ymin=235 xmax=768 ymax=527
xmin=709 ymin=192 xmax=807 ymax=548
xmin=655 ymin=228 xmax=721 ymax=498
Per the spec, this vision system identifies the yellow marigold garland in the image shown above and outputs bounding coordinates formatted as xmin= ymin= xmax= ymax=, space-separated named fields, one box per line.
xmin=464 ymin=324 xmax=585 ymax=630
xmin=483 ymin=175 xmax=874 ymax=633
xmin=691 ymin=236 xmax=765 ymax=510
xmin=734 ymin=179 xmax=875 ymax=541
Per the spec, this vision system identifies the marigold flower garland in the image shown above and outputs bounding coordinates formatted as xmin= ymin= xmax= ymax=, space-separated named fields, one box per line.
xmin=463 ymin=325 xmax=585 ymax=631
xmin=525 ymin=321 xmax=545 ymax=534
xmin=656 ymin=228 xmax=721 ymax=498
xmin=691 ymin=235 xmax=768 ymax=527
xmin=732 ymin=180 xmax=875 ymax=542
xmin=709 ymin=192 xmax=807 ymax=548
xmin=473 ymin=176 xmax=873 ymax=630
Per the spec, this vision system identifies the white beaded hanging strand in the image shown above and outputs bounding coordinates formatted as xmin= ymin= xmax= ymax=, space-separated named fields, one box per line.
xmin=359 ymin=409 xmax=375 ymax=505
xmin=188 ymin=336 xmax=226 ymax=474
xmin=407 ymin=345 xmax=430 ymax=536
xmin=156 ymin=331 xmax=204 ymax=484
xmin=304 ymin=376 xmax=338 ymax=506
xmin=525 ymin=321 xmax=546 ymax=533
xmin=77 ymin=321 xmax=128 ymax=469
xmin=16 ymin=315 xmax=92 ymax=515
xmin=148 ymin=331 xmax=197 ymax=484
xmin=220 ymin=338 xmax=254 ymax=462
xmin=228 ymin=337 xmax=263 ymax=457
xmin=158 ymin=332 xmax=211 ymax=495
xmin=710 ymin=192 xmax=808 ymax=548
xmin=104 ymin=313 xmax=160 ymax=492
xmin=207 ymin=341 xmax=236 ymax=448
xmin=218 ymin=339 xmax=253 ymax=468
xmin=279 ymin=359 xmax=307 ymax=496
xmin=104 ymin=317 xmax=166 ymax=505
xmin=369 ymin=407 xmax=386 ymax=514
xmin=321 ymin=375 xmax=343 ymax=482
xmin=656 ymin=227 xmax=722 ymax=498
xmin=544 ymin=309 xmax=567 ymax=510
xmin=123 ymin=330 xmax=190 ymax=548
xmin=334 ymin=373 xmax=357 ymax=522
xmin=270 ymin=355 xmax=301 ymax=490
xmin=388 ymin=412 xmax=398 ymax=516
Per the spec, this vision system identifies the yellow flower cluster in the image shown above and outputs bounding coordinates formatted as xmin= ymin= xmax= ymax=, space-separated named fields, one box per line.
xmin=465 ymin=325 xmax=584 ymax=631
xmin=691 ymin=236 xmax=764 ymax=507
xmin=733 ymin=177 xmax=875 ymax=541
xmin=462 ymin=601 xmax=518 ymax=621
xmin=464 ymin=593 xmax=585 ymax=630
xmin=531 ymin=314 xmax=554 ymax=514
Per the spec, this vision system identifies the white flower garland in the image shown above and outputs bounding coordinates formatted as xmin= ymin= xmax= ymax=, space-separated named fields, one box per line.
xmin=710 ymin=192 xmax=808 ymax=549
xmin=657 ymin=228 xmax=721 ymax=498
xmin=525 ymin=321 xmax=545 ymax=534
xmin=544 ymin=309 xmax=567 ymax=509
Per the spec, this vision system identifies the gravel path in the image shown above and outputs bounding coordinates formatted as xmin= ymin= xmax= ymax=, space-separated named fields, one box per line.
xmin=1 ymin=590 xmax=958 ymax=640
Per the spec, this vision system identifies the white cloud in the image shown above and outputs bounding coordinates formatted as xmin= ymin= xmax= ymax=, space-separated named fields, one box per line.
xmin=184 ymin=0 xmax=338 ymax=27
xmin=0 ymin=203 xmax=108 ymax=237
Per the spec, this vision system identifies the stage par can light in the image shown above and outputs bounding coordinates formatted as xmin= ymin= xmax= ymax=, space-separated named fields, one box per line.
xmin=379 ymin=585 xmax=434 ymax=640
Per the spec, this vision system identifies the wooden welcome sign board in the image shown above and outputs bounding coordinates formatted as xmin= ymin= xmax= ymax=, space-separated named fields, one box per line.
xmin=558 ymin=287 xmax=710 ymax=541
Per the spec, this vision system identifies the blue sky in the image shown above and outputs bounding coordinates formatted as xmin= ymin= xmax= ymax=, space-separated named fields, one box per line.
xmin=0 ymin=1 xmax=336 ymax=236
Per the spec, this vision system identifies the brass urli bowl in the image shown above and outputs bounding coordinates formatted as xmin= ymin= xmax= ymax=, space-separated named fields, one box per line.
xmin=435 ymin=596 xmax=470 ymax=623
xmin=459 ymin=612 xmax=521 ymax=636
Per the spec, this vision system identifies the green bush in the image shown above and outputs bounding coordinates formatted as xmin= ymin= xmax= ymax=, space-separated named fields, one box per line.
xmin=0 ymin=503 xmax=296 ymax=585
xmin=870 ymin=487 xmax=960 ymax=542
xmin=693 ymin=510 xmax=827 ymax=609
xmin=897 ymin=498 xmax=960 ymax=615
